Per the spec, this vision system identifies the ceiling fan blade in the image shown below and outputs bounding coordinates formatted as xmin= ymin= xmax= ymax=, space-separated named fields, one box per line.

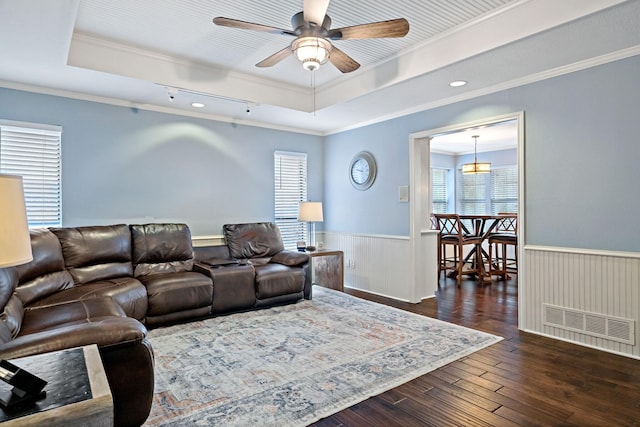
xmin=328 ymin=18 xmax=409 ymax=40
xmin=256 ymin=46 xmax=293 ymax=68
xmin=213 ymin=17 xmax=295 ymax=36
xmin=329 ymin=46 xmax=360 ymax=73
xmin=304 ymin=0 xmax=331 ymax=26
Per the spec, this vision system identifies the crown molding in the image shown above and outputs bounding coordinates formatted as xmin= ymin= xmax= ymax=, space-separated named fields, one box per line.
xmin=0 ymin=80 xmax=324 ymax=136
xmin=324 ymin=46 xmax=640 ymax=135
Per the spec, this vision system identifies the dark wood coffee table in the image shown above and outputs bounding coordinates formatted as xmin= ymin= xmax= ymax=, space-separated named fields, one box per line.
xmin=0 ymin=345 xmax=112 ymax=426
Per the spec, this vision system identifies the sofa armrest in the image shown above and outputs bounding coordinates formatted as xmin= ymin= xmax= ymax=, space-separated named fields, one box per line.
xmin=193 ymin=245 xmax=236 ymax=265
xmin=270 ymin=250 xmax=309 ymax=267
xmin=0 ymin=316 xmax=148 ymax=360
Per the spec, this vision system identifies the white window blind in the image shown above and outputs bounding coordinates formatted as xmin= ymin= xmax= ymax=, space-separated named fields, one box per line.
xmin=274 ymin=151 xmax=308 ymax=249
xmin=459 ymin=172 xmax=486 ymax=230
xmin=491 ymin=165 xmax=518 ymax=214
xmin=431 ymin=168 xmax=449 ymax=214
xmin=459 ymin=172 xmax=486 ymax=215
xmin=0 ymin=122 xmax=62 ymax=228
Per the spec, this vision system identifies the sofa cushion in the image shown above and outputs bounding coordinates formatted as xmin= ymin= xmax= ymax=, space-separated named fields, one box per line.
xmin=140 ymin=271 xmax=212 ymax=317
xmin=223 ymin=222 xmax=285 ymax=259
xmin=193 ymin=245 xmax=240 ymax=267
xmin=0 ymin=267 xmax=18 ymax=312
xmin=15 ymin=229 xmax=75 ymax=306
xmin=26 ymin=277 xmax=148 ymax=321
xmin=0 ymin=267 xmax=22 ymax=342
xmin=253 ymin=264 xmax=305 ymax=299
xmin=16 ymin=229 xmax=65 ymax=283
xmin=131 ymin=223 xmax=194 ymax=277
xmin=16 ymin=270 xmax=75 ymax=308
xmin=51 ymin=224 xmax=133 ymax=284
xmin=19 ymin=297 xmax=127 ymax=336
xmin=2 ymin=313 xmax=148 ymax=360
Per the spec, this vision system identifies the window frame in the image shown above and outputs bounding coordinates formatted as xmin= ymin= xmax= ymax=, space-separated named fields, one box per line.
xmin=274 ymin=150 xmax=308 ymax=249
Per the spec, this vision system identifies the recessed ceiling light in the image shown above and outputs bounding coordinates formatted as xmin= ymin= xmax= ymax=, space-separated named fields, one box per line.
xmin=449 ymin=80 xmax=467 ymax=87
xmin=191 ymin=102 xmax=205 ymax=108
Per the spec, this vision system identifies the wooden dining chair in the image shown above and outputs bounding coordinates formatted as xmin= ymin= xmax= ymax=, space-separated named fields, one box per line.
xmin=488 ymin=213 xmax=518 ymax=280
xmin=435 ymin=214 xmax=484 ymax=286
xmin=429 ymin=213 xmax=438 ymax=230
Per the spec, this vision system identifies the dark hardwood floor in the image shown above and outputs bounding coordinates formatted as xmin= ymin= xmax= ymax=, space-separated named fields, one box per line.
xmin=310 ymin=275 xmax=640 ymax=426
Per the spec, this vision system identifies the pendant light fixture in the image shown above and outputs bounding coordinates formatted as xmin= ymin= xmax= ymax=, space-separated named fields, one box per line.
xmin=462 ymin=135 xmax=491 ymax=174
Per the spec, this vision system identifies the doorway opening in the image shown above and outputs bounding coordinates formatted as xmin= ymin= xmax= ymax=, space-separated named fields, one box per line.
xmin=408 ymin=112 xmax=524 ymax=326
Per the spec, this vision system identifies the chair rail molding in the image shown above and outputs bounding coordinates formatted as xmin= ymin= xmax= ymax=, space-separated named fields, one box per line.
xmin=192 ymin=234 xmax=225 ymax=247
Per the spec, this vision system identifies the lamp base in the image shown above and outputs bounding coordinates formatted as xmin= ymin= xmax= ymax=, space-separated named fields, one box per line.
xmin=0 ymin=359 xmax=47 ymax=409
xmin=0 ymin=389 xmax=46 ymax=409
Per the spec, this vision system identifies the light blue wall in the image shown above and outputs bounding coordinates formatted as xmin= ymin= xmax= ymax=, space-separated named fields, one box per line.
xmin=325 ymin=55 xmax=640 ymax=252
xmin=2 ymin=55 xmax=639 ymax=251
xmin=324 ymin=121 xmax=410 ymax=236
xmin=0 ymin=88 xmax=323 ymax=236
xmin=430 ymin=152 xmax=455 ymax=169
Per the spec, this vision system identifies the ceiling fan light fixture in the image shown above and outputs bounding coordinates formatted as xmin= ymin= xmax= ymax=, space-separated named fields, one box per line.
xmin=293 ymin=37 xmax=331 ymax=71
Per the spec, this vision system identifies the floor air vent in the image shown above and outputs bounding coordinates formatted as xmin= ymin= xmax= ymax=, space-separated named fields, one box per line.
xmin=543 ymin=304 xmax=635 ymax=345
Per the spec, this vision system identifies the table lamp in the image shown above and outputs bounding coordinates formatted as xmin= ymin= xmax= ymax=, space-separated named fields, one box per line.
xmin=0 ymin=174 xmax=45 ymax=409
xmin=297 ymin=201 xmax=323 ymax=251
xmin=0 ymin=174 xmax=33 ymax=268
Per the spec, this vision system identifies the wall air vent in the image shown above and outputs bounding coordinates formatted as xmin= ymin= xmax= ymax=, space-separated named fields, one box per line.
xmin=543 ymin=304 xmax=635 ymax=345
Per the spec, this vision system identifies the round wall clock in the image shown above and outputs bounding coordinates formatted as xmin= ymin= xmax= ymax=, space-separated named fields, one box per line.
xmin=349 ymin=151 xmax=377 ymax=190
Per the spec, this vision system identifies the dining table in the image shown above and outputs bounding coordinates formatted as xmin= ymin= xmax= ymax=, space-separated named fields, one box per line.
xmin=456 ymin=214 xmax=516 ymax=282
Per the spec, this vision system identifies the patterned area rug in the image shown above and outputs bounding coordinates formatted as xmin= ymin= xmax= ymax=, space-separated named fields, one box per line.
xmin=144 ymin=286 xmax=502 ymax=426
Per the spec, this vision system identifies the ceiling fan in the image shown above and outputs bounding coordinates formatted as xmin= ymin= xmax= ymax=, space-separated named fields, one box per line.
xmin=213 ymin=0 xmax=410 ymax=73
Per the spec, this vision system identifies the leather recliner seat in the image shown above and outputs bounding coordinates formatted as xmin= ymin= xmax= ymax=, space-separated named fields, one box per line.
xmin=0 ymin=221 xmax=310 ymax=427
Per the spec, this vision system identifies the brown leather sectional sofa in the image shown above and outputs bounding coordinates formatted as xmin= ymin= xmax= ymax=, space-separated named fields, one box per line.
xmin=0 ymin=222 xmax=310 ymax=426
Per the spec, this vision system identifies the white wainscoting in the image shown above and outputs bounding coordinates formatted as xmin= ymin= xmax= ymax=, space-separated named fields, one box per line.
xmin=523 ymin=245 xmax=640 ymax=359
xmin=322 ymin=231 xmax=437 ymax=302
xmin=192 ymin=235 xmax=225 ymax=247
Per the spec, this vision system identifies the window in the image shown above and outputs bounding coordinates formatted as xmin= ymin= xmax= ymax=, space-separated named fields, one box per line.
xmin=274 ymin=151 xmax=307 ymax=249
xmin=0 ymin=121 xmax=62 ymax=228
xmin=458 ymin=172 xmax=487 ymax=230
xmin=431 ymin=168 xmax=449 ymax=213
xmin=459 ymin=172 xmax=487 ymax=215
xmin=491 ymin=165 xmax=518 ymax=214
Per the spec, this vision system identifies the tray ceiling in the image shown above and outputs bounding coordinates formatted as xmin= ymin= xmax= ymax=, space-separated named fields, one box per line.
xmin=0 ymin=0 xmax=638 ymax=135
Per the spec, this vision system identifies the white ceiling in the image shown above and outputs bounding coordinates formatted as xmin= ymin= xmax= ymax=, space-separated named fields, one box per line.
xmin=430 ymin=120 xmax=518 ymax=155
xmin=0 ymin=0 xmax=638 ymax=138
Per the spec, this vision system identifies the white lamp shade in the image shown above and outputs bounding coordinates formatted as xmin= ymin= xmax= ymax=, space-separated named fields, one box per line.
xmin=0 ymin=175 xmax=33 ymax=267
xmin=297 ymin=202 xmax=324 ymax=222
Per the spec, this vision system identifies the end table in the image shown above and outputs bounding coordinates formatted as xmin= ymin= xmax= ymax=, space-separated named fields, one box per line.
xmin=309 ymin=249 xmax=344 ymax=291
